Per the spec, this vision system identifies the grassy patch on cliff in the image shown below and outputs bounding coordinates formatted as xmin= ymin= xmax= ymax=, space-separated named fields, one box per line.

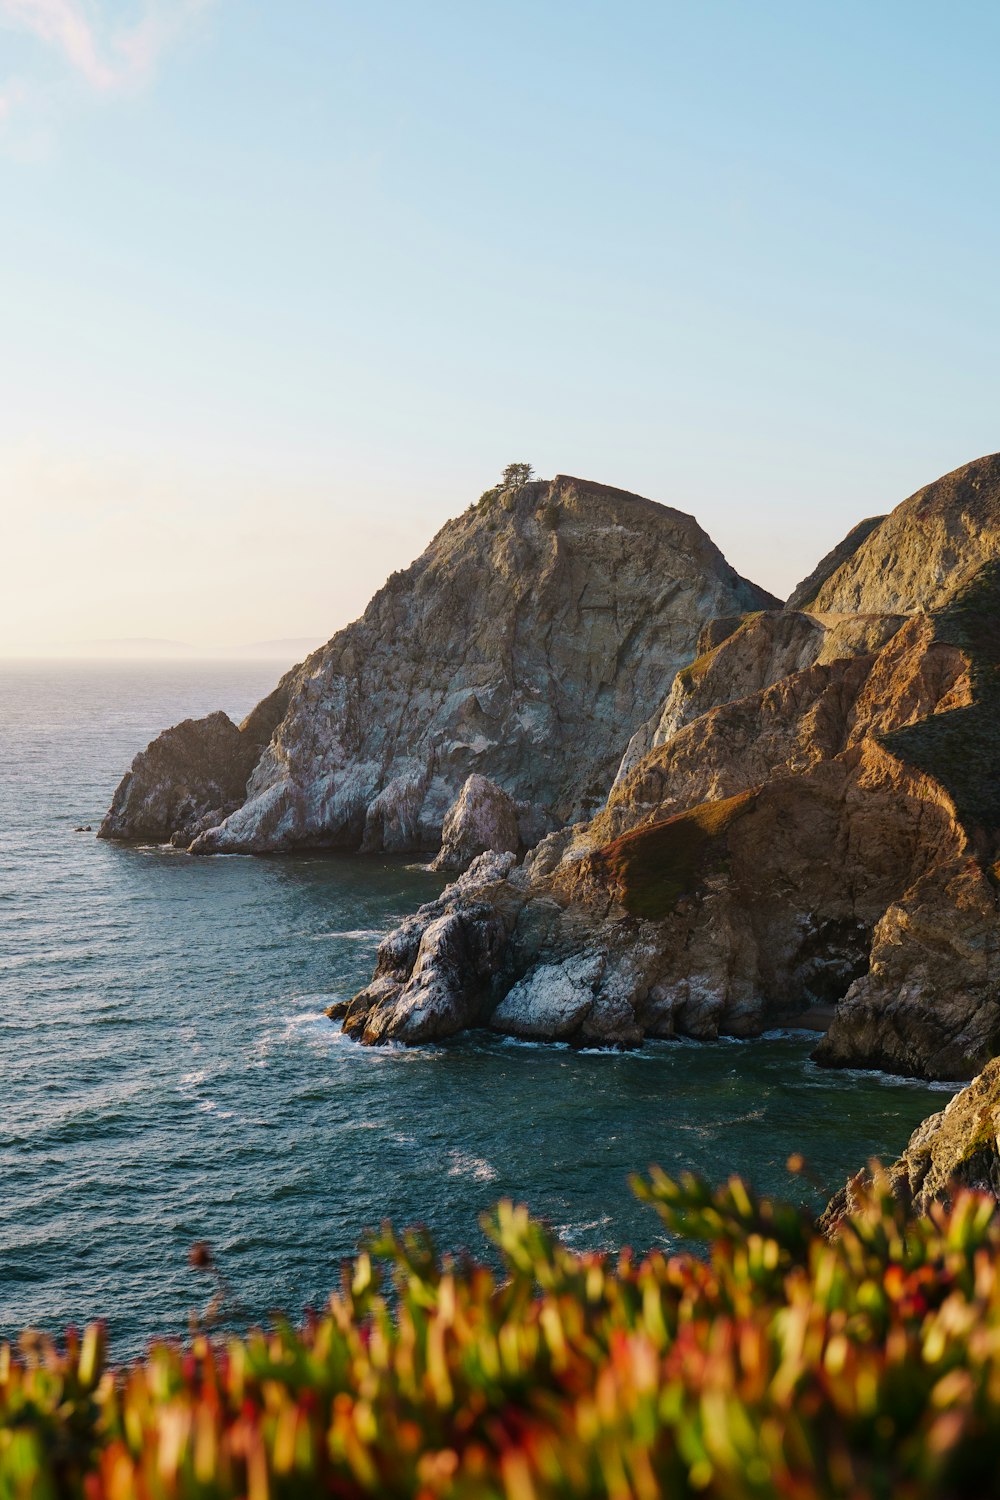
xmin=676 ymin=611 xmax=766 ymax=691
xmin=883 ymin=561 xmax=1000 ymax=842
xmin=676 ymin=649 xmax=717 ymax=691
xmin=7 ymin=1174 xmax=1000 ymax=1499
xmin=596 ymin=789 xmax=758 ymax=919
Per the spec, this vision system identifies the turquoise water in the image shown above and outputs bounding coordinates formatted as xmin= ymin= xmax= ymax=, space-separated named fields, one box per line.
xmin=0 ymin=662 xmax=950 ymax=1357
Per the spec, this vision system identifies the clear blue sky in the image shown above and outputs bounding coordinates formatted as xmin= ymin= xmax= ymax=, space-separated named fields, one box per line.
xmin=2 ymin=1 xmax=999 ymax=651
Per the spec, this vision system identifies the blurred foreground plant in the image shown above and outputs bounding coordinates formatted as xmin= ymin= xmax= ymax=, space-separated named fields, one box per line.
xmin=4 ymin=1169 xmax=1000 ymax=1498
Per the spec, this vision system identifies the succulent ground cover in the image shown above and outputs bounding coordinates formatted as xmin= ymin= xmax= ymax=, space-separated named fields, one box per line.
xmin=4 ymin=1169 xmax=1000 ymax=1499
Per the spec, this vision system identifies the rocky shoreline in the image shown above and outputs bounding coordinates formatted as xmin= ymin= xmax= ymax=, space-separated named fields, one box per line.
xmin=101 ymin=457 xmax=1000 ymax=1085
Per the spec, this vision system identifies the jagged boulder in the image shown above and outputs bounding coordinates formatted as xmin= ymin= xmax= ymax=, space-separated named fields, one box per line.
xmin=340 ymin=852 xmax=522 ymax=1044
xmin=431 ymin=774 xmax=547 ymax=873
xmin=98 ymin=671 xmax=295 ymax=849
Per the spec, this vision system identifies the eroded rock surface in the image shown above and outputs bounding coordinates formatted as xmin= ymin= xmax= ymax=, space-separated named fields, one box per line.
xmin=98 ymin=672 xmax=294 ymax=848
xmin=340 ymin=852 xmax=523 ymax=1044
xmin=344 ymin=479 xmax=1000 ymax=1074
xmin=98 ymin=712 xmax=263 ymax=846
xmin=822 ymin=1058 xmax=1000 ymax=1227
xmin=786 ymin=515 xmax=886 ymax=610
xmin=431 ymin=774 xmax=543 ymax=873
xmin=103 ymin=475 xmax=775 ymax=854
xmin=808 ymin=453 xmax=1000 ymax=614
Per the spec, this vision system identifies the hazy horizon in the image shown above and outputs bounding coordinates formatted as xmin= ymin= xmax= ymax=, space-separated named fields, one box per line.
xmin=4 ymin=2 xmax=1000 ymax=655
xmin=2 ymin=633 xmax=326 ymax=662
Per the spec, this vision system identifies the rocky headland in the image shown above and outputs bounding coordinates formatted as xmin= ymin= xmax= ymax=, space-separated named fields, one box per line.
xmin=341 ymin=455 xmax=1000 ymax=1080
xmin=101 ymin=454 xmax=1000 ymax=1083
xmin=99 ymin=473 xmax=774 ymax=854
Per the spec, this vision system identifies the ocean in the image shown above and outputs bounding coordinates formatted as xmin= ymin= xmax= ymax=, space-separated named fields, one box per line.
xmin=0 ymin=660 xmax=949 ymax=1357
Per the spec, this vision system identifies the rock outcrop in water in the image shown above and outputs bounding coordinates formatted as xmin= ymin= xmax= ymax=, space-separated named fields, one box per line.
xmin=345 ymin=456 xmax=1000 ymax=1079
xmin=100 ymin=475 xmax=775 ymax=852
xmin=822 ymin=1059 xmax=1000 ymax=1226
xmin=97 ymin=684 xmax=291 ymax=846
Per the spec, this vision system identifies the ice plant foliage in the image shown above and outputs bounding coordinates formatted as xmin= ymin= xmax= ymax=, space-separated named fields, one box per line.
xmin=4 ymin=1170 xmax=1000 ymax=1497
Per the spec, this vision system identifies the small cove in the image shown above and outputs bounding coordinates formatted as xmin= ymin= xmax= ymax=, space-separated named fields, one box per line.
xmin=0 ymin=661 xmax=949 ymax=1356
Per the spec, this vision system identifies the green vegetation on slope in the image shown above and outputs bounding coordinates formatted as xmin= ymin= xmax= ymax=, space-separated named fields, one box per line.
xmin=596 ymin=790 xmax=758 ymax=919
xmin=883 ymin=561 xmax=1000 ymax=843
xmin=6 ymin=1173 xmax=1000 ymax=1498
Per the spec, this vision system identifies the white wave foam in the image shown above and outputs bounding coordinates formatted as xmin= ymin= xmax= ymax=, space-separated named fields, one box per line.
xmin=801 ymin=1058 xmax=960 ymax=1093
xmin=447 ymin=1150 xmax=498 ymax=1183
xmin=555 ymin=1214 xmax=613 ymax=1244
xmin=311 ymin=928 xmax=384 ymax=942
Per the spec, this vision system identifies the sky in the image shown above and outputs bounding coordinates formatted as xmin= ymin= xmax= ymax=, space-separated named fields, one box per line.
xmin=2 ymin=1 xmax=1000 ymax=654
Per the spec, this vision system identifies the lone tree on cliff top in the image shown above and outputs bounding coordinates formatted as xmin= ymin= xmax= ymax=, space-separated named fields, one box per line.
xmin=499 ymin=462 xmax=534 ymax=493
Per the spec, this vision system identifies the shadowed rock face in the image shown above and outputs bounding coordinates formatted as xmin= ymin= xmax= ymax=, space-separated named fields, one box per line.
xmin=101 ymin=475 xmax=776 ymax=854
xmin=97 ymin=712 xmax=261 ymax=846
xmin=97 ymin=676 xmax=294 ymax=847
xmin=343 ymin=458 xmax=1000 ymax=1076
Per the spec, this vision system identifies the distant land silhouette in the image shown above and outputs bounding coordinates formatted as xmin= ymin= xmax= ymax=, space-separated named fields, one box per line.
xmin=32 ymin=636 xmax=326 ymax=662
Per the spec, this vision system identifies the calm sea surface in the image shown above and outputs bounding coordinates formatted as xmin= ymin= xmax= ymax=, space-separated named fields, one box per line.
xmin=0 ymin=661 xmax=950 ymax=1356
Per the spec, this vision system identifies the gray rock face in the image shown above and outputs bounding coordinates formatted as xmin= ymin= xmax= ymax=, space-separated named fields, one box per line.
xmin=97 ymin=712 xmax=261 ymax=846
xmin=430 ymin=774 xmax=550 ymax=873
xmin=98 ymin=673 xmax=294 ymax=848
xmin=342 ymin=593 xmax=996 ymax=1071
xmin=102 ymin=474 xmax=776 ymax=854
xmin=431 ymin=775 xmax=522 ymax=873
xmin=341 ymin=852 xmax=522 ymax=1044
xmin=345 ymin=456 xmax=1000 ymax=1070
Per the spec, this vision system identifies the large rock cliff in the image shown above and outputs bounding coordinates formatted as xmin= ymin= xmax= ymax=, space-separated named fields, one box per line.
xmin=344 ymin=456 xmax=1000 ymax=1078
xmin=99 ymin=475 xmax=775 ymax=853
